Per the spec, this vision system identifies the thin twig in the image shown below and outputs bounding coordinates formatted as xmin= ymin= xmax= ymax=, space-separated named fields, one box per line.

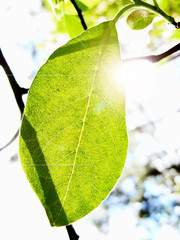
xmin=66 ymin=225 xmax=79 ymax=240
xmin=70 ymin=0 xmax=87 ymax=30
xmin=0 ymin=129 xmax=20 ymax=151
xmin=0 ymin=48 xmax=29 ymax=116
xmin=167 ymin=52 xmax=180 ymax=62
xmin=175 ymin=22 xmax=180 ymax=29
xmin=123 ymin=43 xmax=180 ymax=63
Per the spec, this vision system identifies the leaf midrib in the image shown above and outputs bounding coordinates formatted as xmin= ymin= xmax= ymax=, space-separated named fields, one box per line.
xmin=55 ymin=22 xmax=114 ymax=223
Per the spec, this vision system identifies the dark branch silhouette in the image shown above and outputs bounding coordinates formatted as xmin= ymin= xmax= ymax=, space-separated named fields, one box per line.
xmin=173 ymin=20 xmax=180 ymax=29
xmin=66 ymin=225 xmax=79 ymax=240
xmin=0 ymin=48 xmax=28 ymax=116
xmin=70 ymin=0 xmax=87 ymax=30
xmin=0 ymin=48 xmax=29 ymax=151
xmin=123 ymin=42 xmax=180 ymax=63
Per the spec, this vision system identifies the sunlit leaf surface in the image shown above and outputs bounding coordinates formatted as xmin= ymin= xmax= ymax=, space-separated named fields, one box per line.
xmin=19 ymin=20 xmax=128 ymax=226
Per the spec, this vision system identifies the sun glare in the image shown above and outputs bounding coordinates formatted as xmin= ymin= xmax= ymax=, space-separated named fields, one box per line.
xmin=112 ymin=60 xmax=158 ymax=103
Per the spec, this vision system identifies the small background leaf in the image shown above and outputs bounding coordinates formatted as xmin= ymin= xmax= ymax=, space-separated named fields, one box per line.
xmin=64 ymin=13 xmax=84 ymax=38
xmin=127 ymin=9 xmax=156 ymax=30
xmin=19 ymin=20 xmax=128 ymax=226
xmin=62 ymin=0 xmax=89 ymax=14
xmin=75 ymin=0 xmax=89 ymax=11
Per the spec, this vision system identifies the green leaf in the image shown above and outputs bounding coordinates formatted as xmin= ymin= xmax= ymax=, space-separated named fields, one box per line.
xmin=54 ymin=15 xmax=67 ymax=34
xmin=64 ymin=13 xmax=84 ymax=38
xmin=75 ymin=0 xmax=89 ymax=11
xmin=159 ymin=0 xmax=180 ymax=15
xmin=19 ymin=20 xmax=128 ymax=226
xmin=63 ymin=0 xmax=89 ymax=14
xmin=127 ymin=9 xmax=156 ymax=30
xmin=51 ymin=0 xmax=60 ymax=5
xmin=79 ymin=0 xmax=100 ymax=8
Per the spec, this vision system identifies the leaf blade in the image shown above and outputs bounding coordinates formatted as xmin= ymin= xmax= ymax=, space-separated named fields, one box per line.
xmin=19 ymin=20 xmax=128 ymax=226
xmin=127 ymin=9 xmax=156 ymax=30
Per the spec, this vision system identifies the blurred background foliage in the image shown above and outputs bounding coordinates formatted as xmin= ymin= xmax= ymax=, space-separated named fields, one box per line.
xmin=42 ymin=0 xmax=180 ymax=44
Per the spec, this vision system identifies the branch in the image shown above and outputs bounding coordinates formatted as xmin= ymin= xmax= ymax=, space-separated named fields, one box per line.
xmin=70 ymin=0 xmax=87 ymax=30
xmin=0 ymin=48 xmax=29 ymax=116
xmin=0 ymin=129 xmax=19 ymax=151
xmin=167 ymin=52 xmax=180 ymax=62
xmin=123 ymin=43 xmax=180 ymax=63
xmin=174 ymin=21 xmax=180 ymax=29
xmin=152 ymin=0 xmax=159 ymax=8
xmin=66 ymin=224 xmax=79 ymax=240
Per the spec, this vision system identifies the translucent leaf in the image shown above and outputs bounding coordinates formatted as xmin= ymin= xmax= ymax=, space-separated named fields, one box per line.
xmin=75 ymin=0 xmax=89 ymax=11
xmin=159 ymin=0 xmax=180 ymax=15
xmin=19 ymin=20 xmax=128 ymax=226
xmin=127 ymin=9 xmax=155 ymax=30
xmin=77 ymin=0 xmax=100 ymax=8
xmin=64 ymin=14 xmax=84 ymax=38
xmin=64 ymin=0 xmax=90 ymax=14
xmin=54 ymin=16 xmax=67 ymax=34
xmin=51 ymin=0 xmax=61 ymax=5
